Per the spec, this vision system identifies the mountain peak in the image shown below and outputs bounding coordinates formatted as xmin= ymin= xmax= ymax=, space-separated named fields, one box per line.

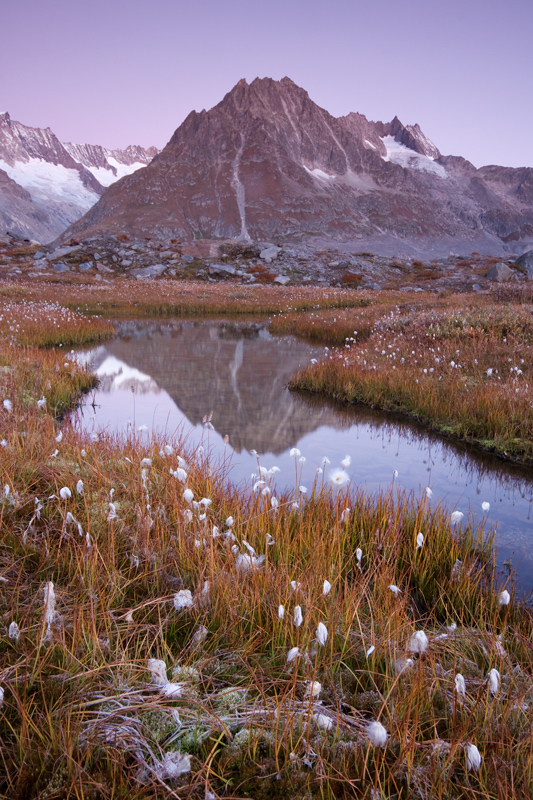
xmin=0 ymin=111 xmax=157 ymax=242
xmin=44 ymin=77 xmax=533 ymax=255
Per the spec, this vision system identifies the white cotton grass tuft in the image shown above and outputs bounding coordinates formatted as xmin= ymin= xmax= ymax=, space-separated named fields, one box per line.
xmin=173 ymin=590 xmax=195 ymax=611
xmin=341 ymin=455 xmax=351 ymax=469
xmin=287 ymin=646 xmax=300 ymax=663
xmin=465 ymin=743 xmax=482 ymax=772
xmin=305 ymin=680 xmax=322 ymax=698
xmin=235 ymin=552 xmax=265 ymax=572
xmin=278 ymin=604 xmax=285 ymax=619
xmin=366 ymin=720 xmax=388 ymax=747
xmin=487 ymin=668 xmax=500 ymax=695
xmin=76 ymin=480 xmax=84 ymax=495
xmin=340 ymin=507 xmax=351 ymax=522
xmin=293 ymin=606 xmax=303 ymax=627
xmin=388 ymin=584 xmax=402 ymax=595
xmin=498 ymin=589 xmax=510 ymax=606
xmin=450 ymin=510 xmax=464 ymax=524
xmin=289 ymin=447 xmax=301 ymax=458
xmin=323 ymin=579 xmax=332 ymax=596
xmin=43 ymin=582 xmax=56 ymax=638
xmin=147 ymin=658 xmax=168 ymax=685
xmin=9 ymin=621 xmax=20 ymax=642
xmin=356 ymin=548 xmax=363 ymax=569
xmin=183 ymin=488 xmax=194 ymax=503
xmin=328 ymin=468 xmax=350 ymax=487
xmin=314 ymin=713 xmax=333 ymax=731
xmin=482 ymin=501 xmax=490 ymax=512
xmin=162 ymin=682 xmax=184 ymax=698
xmin=107 ymin=503 xmax=118 ymax=521
xmin=316 ymin=622 xmax=328 ymax=646
xmin=37 ymin=396 xmax=46 ymax=409
xmin=408 ymin=630 xmax=429 ymax=654
xmin=155 ymin=751 xmax=191 ymax=780
xmin=3 ymin=399 xmax=12 ymax=412
xmin=425 ymin=487 xmax=433 ymax=499
xmin=0 ymin=686 xmax=3 ymax=708
xmin=59 ymin=487 xmax=71 ymax=500
xmin=416 ymin=532 xmax=424 ymax=549
xmin=366 ymin=645 xmax=375 ymax=658
xmin=455 ymin=673 xmax=466 ymax=698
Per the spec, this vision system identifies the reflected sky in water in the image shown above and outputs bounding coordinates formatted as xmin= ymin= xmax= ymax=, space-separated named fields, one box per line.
xmin=73 ymin=319 xmax=533 ymax=595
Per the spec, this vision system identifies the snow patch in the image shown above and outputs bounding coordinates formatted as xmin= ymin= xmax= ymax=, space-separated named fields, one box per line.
xmin=380 ymin=136 xmax=447 ymax=178
xmin=95 ymin=355 xmax=159 ymax=392
xmin=86 ymin=166 xmax=117 ymax=187
xmin=0 ymin=158 xmax=99 ymax=208
xmin=106 ymin=157 xmax=147 ymax=181
xmin=304 ymin=166 xmax=334 ymax=180
xmin=364 ymin=140 xmax=377 ymax=150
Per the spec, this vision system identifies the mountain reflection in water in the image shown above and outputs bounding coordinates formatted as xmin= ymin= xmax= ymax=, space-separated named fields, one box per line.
xmin=75 ymin=319 xmax=533 ymax=595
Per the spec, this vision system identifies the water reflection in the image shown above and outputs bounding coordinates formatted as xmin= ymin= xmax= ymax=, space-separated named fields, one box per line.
xmin=74 ymin=319 xmax=533 ymax=594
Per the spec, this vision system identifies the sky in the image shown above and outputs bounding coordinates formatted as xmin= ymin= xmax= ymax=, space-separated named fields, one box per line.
xmin=1 ymin=0 xmax=532 ymax=168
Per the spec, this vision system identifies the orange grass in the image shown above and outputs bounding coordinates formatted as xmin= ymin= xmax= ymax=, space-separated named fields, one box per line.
xmin=0 ymin=299 xmax=115 ymax=347
xmin=288 ymin=295 xmax=533 ymax=463
xmin=4 ymin=279 xmax=368 ymax=319
xmin=0 ymin=338 xmax=532 ymax=798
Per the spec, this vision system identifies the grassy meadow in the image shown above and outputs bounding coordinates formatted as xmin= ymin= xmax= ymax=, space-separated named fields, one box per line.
xmin=280 ymin=289 xmax=533 ymax=464
xmin=0 ymin=286 xmax=533 ymax=798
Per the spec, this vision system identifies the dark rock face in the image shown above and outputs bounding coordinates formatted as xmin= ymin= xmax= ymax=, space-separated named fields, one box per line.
xmin=0 ymin=168 xmax=52 ymax=242
xmin=62 ymin=141 xmax=158 ymax=181
xmin=60 ymin=77 xmax=533 ymax=255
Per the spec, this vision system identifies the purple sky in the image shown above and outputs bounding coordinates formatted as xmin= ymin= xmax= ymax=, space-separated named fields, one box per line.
xmin=2 ymin=0 xmax=532 ymax=168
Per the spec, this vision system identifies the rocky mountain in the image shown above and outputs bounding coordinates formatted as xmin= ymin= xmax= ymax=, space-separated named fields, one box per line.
xmin=0 ymin=111 xmax=157 ymax=243
xmin=58 ymin=77 xmax=533 ymax=257
xmin=62 ymin=142 xmax=159 ymax=187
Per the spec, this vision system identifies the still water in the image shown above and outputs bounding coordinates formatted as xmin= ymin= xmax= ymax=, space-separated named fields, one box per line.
xmin=74 ymin=319 xmax=533 ymax=594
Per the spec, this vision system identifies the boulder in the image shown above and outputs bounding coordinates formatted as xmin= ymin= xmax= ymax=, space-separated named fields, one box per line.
xmin=274 ymin=275 xmax=290 ymax=285
xmin=485 ymin=262 xmax=513 ymax=282
xmin=208 ymin=263 xmax=236 ymax=276
xmin=53 ymin=262 xmax=70 ymax=273
xmin=46 ymin=245 xmax=80 ymax=261
xmin=130 ymin=263 xmax=167 ymax=279
xmin=260 ymin=246 xmax=281 ymax=263
xmin=515 ymin=250 xmax=533 ymax=278
xmin=78 ymin=261 xmax=93 ymax=271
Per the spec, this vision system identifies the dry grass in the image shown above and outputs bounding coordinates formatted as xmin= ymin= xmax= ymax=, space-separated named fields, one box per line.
xmin=1 ymin=331 xmax=533 ymax=798
xmin=0 ymin=300 xmax=115 ymax=348
xmin=5 ymin=280 xmax=367 ymax=319
xmin=287 ymin=293 xmax=533 ymax=463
